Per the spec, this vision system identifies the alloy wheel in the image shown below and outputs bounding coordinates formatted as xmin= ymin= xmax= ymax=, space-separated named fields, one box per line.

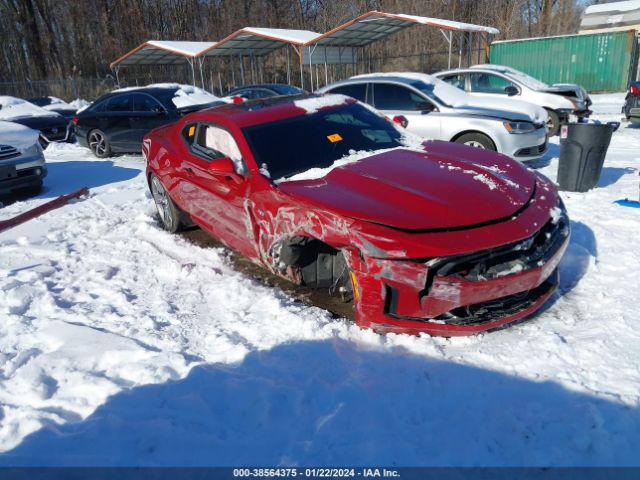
xmin=89 ymin=131 xmax=107 ymax=156
xmin=150 ymin=176 xmax=173 ymax=228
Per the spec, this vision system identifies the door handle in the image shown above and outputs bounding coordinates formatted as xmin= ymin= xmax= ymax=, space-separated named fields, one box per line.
xmin=184 ymin=167 xmax=194 ymax=176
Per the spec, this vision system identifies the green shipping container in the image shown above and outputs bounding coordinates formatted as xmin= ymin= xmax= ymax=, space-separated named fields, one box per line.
xmin=490 ymin=30 xmax=639 ymax=92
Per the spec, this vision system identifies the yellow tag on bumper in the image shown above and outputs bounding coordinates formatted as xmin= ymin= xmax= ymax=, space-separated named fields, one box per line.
xmin=327 ymin=133 xmax=343 ymax=143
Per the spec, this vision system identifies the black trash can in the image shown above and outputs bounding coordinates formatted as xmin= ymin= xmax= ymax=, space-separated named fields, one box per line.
xmin=557 ymin=122 xmax=619 ymax=192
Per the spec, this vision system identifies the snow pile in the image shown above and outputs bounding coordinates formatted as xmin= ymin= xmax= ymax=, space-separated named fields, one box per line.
xmin=0 ymin=96 xmax=62 ymax=120
xmin=69 ymin=98 xmax=90 ymax=111
xmin=293 ymin=94 xmax=350 ymax=114
xmin=113 ymin=83 xmax=222 ymax=109
xmin=38 ymin=96 xmax=73 ymax=111
xmin=0 ymin=94 xmax=640 ymax=466
xmin=0 ymin=121 xmax=40 ymax=151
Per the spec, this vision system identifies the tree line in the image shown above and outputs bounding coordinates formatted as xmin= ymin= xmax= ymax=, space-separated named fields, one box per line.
xmin=0 ymin=0 xmax=593 ymax=97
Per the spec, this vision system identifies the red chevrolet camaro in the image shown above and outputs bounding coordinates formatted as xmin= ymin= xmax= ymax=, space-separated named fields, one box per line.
xmin=143 ymin=94 xmax=570 ymax=336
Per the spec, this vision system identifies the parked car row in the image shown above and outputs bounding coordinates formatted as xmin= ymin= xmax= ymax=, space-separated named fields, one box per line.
xmin=0 ymin=96 xmax=74 ymax=148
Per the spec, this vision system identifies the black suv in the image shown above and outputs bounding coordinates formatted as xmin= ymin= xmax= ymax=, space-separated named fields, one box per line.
xmin=75 ymin=86 xmax=224 ymax=158
xmin=623 ymin=81 xmax=640 ymax=125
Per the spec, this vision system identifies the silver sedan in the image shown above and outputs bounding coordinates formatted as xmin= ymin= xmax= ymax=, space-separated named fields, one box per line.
xmin=318 ymin=72 xmax=549 ymax=162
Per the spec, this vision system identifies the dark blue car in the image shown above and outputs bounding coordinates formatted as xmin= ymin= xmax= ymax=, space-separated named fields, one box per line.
xmin=75 ymin=85 xmax=223 ymax=158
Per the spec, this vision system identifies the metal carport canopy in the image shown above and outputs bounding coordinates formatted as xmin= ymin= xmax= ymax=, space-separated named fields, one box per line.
xmin=300 ymin=11 xmax=498 ymax=89
xmin=199 ymin=27 xmax=319 ymax=57
xmin=198 ymin=27 xmax=320 ymax=87
xmin=304 ymin=11 xmax=499 ymax=49
xmin=110 ymin=41 xmax=218 ymax=85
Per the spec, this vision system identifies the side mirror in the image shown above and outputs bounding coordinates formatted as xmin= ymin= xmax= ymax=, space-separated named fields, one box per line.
xmin=504 ymin=86 xmax=519 ymax=96
xmin=207 ymin=157 xmax=243 ymax=181
xmin=392 ymin=115 xmax=409 ymax=128
xmin=415 ymin=102 xmax=434 ymax=113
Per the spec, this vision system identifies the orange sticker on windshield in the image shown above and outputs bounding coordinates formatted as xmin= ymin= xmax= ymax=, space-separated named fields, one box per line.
xmin=327 ymin=133 xmax=343 ymax=143
xmin=188 ymin=126 xmax=196 ymax=137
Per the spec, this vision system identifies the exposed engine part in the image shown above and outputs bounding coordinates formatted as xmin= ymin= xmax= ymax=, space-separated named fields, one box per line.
xmin=271 ymin=237 xmax=352 ymax=294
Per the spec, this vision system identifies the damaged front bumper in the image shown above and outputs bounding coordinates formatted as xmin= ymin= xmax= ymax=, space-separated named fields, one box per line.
xmin=350 ymin=206 xmax=570 ymax=337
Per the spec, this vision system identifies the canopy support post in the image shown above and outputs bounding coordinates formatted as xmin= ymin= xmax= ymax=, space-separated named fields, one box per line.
xmin=439 ymin=29 xmax=453 ymax=69
xmin=273 ymin=51 xmax=277 ymax=83
xmin=324 ymin=45 xmax=328 ymax=87
xmin=286 ymin=46 xmax=291 ymax=85
xmin=240 ymin=55 xmax=245 ymax=85
xmin=113 ymin=66 xmax=121 ymax=87
xmin=198 ymin=57 xmax=205 ymax=89
xmin=187 ymin=58 xmax=196 ymax=86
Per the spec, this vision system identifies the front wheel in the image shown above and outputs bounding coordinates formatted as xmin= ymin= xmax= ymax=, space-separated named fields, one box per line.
xmin=88 ymin=129 xmax=112 ymax=158
xmin=545 ymin=109 xmax=560 ymax=137
xmin=455 ymin=132 xmax=496 ymax=151
xmin=150 ymin=174 xmax=183 ymax=233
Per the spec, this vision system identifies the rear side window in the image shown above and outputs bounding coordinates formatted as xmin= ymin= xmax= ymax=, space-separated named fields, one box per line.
xmin=235 ymin=88 xmax=273 ymax=99
xmin=89 ymin=99 xmax=108 ymax=113
xmin=132 ymin=93 xmax=164 ymax=112
xmin=440 ymin=74 xmax=466 ymax=90
xmin=106 ymin=94 xmax=131 ymax=112
xmin=469 ymin=73 xmax=517 ymax=94
xmin=328 ymin=83 xmax=367 ymax=102
xmin=372 ymin=83 xmax=427 ymax=111
xmin=183 ymin=123 xmax=243 ymax=164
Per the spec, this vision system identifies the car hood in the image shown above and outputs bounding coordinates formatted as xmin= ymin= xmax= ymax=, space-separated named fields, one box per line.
xmin=278 ymin=141 xmax=536 ymax=231
xmin=452 ymin=97 xmax=547 ymax=124
xmin=544 ymin=83 xmax=588 ymax=101
xmin=0 ymin=120 xmax=39 ymax=151
xmin=9 ymin=115 xmax=68 ymax=129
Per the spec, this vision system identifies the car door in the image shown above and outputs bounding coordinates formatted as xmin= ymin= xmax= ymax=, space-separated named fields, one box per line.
xmin=179 ymin=122 xmax=255 ymax=257
xmin=468 ymin=72 xmax=521 ymax=99
xmin=371 ymin=82 xmax=441 ymax=139
xmin=102 ymin=94 xmax=135 ymax=150
xmin=129 ymin=93 xmax=171 ymax=148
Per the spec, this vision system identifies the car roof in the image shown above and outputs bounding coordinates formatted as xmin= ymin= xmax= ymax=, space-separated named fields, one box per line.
xmin=325 ymin=75 xmax=429 ymax=89
xmin=187 ymin=93 xmax=357 ymax=128
xmin=436 ymin=65 xmax=514 ymax=75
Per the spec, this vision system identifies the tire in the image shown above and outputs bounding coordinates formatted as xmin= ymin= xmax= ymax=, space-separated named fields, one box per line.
xmin=149 ymin=174 xmax=183 ymax=233
xmin=455 ymin=132 xmax=496 ymax=151
xmin=88 ymin=129 xmax=112 ymax=158
xmin=545 ymin=109 xmax=560 ymax=137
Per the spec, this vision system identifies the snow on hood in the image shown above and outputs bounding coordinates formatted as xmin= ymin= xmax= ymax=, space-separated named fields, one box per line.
xmin=113 ymin=83 xmax=224 ymax=109
xmin=0 ymin=120 xmax=40 ymax=151
xmin=278 ymin=142 xmax=537 ymax=230
xmin=0 ymin=96 xmax=63 ymax=121
xmin=352 ymin=72 xmax=546 ymax=123
xmin=293 ymin=94 xmax=350 ymax=114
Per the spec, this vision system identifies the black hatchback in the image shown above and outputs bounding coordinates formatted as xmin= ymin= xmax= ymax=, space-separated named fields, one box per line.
xmin=75 ymin=85 xmax=224 ymax=158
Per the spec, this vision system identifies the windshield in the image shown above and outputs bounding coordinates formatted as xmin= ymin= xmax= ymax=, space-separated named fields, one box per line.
xmin=243 ymin=103 xmax=406 ymax=180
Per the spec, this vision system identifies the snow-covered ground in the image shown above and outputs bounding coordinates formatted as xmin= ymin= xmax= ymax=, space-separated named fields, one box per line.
xmin=0 ymin=94 xmax=639 ymax=466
